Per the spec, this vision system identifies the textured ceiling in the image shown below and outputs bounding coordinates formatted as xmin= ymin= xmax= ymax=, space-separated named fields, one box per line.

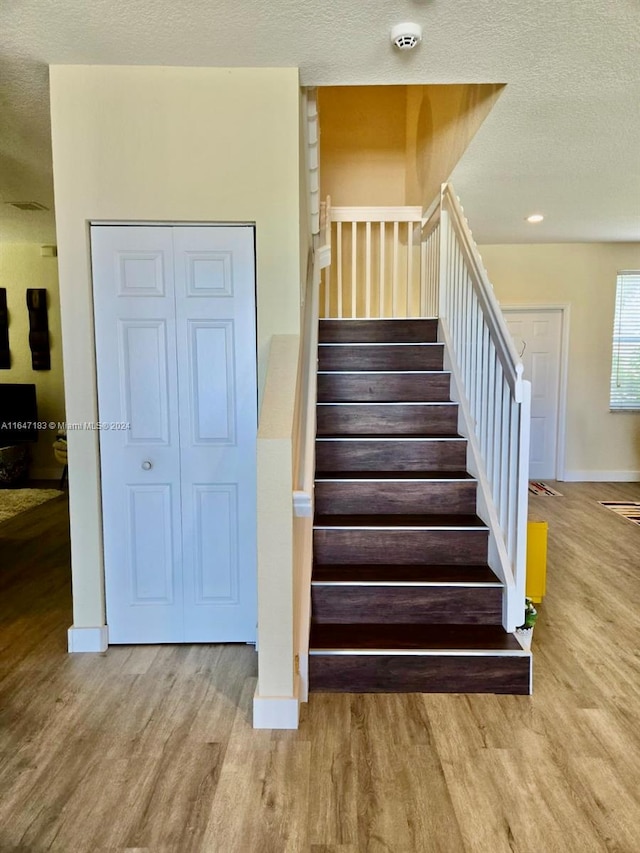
xmin=1 ymin=0 xmax=639 ymax=243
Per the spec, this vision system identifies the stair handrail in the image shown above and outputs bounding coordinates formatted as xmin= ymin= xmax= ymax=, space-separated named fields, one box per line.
xmin=293 ymin=246 xmax=320 ymax=514
xmin=434 ymin=182 xmax=531 ymax=632
xmin=442 ymin=185 xmax=525 ymax=402
xmin=289 ymin=197 xmax=332 ymax=703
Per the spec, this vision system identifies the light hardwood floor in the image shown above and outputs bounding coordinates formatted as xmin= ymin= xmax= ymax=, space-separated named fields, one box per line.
xmin=1 ymin=482 xmax=639 ymax=852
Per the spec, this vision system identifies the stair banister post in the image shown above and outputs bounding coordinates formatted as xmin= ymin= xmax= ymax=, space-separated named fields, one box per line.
xmin=512 ymin=378 xmax=532 ymax=630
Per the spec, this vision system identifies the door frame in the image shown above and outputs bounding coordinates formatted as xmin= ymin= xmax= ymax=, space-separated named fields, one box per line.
xmin=501 ymin=303 xmax=570 ymax=481
xmin=89 ymin=219 xmax=259 ymax=642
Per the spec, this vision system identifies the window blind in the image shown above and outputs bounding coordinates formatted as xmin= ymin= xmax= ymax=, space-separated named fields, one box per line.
xmin=610 ymin=271 xmax=640 ymax=410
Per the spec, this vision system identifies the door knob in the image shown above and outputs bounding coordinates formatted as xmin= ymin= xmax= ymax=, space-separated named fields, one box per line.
xmin=141 ymin=460 xmax=153 ymax=471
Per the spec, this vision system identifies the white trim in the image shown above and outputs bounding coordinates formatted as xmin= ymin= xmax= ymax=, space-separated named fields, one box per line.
xmin=564 ymin=470 xmax=640 ymax=482
xmin=500 ymin=304 xmax=570 ymax=481
xmin=331 ymin=206 xmax=423 ymax=222
xmin=309 ymin=648 xmax=530 ymax=658
xmin=253 ymin=684 xmax=300 ymax=729
xmin=316 ymin=401 xmax=455 ymax=407
xmin=315 ymin=477 xmax=471 ymax=482
xmin=90 ymin=220 xmax=254 ymax=227
xmin=68 ymin=625 xmax=108 ymax=653
xmin=293 ymin=489 xmax=312 ymax=517
xmin=305 ymin=87 xmax=320 ymax=235
xmin=313 ymin=524 xmax=488 ymax=531
xmin=315 ymin=436 xmax=466 ymax=442
xmin=317 ymin=244 xmax=331 ymax=270
xmin=311 ymin=580 xmax=502 ymax=588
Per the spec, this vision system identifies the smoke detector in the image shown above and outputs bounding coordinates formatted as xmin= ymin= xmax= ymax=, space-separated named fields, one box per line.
xmin=391 ymin=22 xmax=422 ymax=51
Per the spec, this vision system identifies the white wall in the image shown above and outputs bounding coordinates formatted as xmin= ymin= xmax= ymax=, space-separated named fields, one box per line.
xmin=0 ymin=244 xmax=65 ymax=478
xmin=50 ymin=66 xmax=301 ymax=632
xmin=480 ymin=242 xmax=640 ymax=480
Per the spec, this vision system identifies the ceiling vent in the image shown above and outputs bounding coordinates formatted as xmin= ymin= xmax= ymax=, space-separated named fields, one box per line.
xmin=7 ymin=201 xmax=49 ymax=211
xmin=391 ymin=23 xmax=422 ymax=51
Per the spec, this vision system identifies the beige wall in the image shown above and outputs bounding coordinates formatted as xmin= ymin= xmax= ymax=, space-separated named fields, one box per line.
xmin=50 ymin=65 xmax=301 ymax=630
xmin=0 ymin=244 xmax=65 ymax=477
xmin=480 ymin=242 xmax=640 ymax=479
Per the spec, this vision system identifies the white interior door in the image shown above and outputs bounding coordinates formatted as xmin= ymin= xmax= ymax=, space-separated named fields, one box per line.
xmin=504 ymin=308 xmax=563 ymax=480
xmin=92 ymin=224 xmax=257 ymax=644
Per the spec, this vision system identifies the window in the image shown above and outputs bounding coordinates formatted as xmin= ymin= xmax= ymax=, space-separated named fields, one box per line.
xmin=610 ymin=271 xmax=640 ymax=411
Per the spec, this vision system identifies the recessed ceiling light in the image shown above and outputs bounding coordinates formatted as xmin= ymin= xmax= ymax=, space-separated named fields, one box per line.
xmin=526 ymin=213 xmax=544 ymax=223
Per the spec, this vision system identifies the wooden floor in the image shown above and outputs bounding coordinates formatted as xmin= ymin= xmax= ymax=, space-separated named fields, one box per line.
xmin=1 ymin=482 xmax=640 ymax=852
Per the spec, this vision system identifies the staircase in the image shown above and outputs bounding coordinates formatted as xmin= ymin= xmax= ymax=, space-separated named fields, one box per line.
xmin=309 ymin=318 xmax=531 ymax=694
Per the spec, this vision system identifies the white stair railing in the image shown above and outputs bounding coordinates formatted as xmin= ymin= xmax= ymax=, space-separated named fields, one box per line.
xmin=321 ymin=206 xmax=424 ymax=319
xmin=319 ymin=186 xmax=530 ymax=632
xmin=432 ymin=184 xmax=531 ymax=632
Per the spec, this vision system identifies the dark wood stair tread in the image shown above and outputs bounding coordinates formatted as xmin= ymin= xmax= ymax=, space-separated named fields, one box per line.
xmin=316 ymin=433 xmax=466 ymax=440
xmin=314 ymin=513 xmax=487 ymax=528
xmin=319 ymin=319 xmax=438 ymax=343
xmin=317 ymin=401 xmax=456 ymax=405
xmin=309 ymin=623 xmax=524 ymax=653
xmin=311 ymin=563 xmax=500 ymax=584
xmin=315 ymin=471 xmax=473 ymax=481
xmin=319 ymin=342 xmax=442 ymax=347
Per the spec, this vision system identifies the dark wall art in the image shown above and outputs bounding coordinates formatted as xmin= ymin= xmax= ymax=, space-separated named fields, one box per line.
xmin=26 ymin=288 xmax=50 ymax=370
xmin=0 ymin=289 xmax=9 ymax=369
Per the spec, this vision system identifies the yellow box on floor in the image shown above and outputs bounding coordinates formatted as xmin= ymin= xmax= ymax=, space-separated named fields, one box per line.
xmin=526 ymin=521 xmax=548 ymax=603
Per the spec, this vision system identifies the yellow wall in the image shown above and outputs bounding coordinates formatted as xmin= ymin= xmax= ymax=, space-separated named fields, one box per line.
xmin=0 ymin=244 xmax=65 ymax=477
xmin=406 ymin=84 xmax=504 ymax=208
xmin=319 ymin=86 xmax=407 ymax=206
xmin=50 ymin=65 xmax=301 ymax=630
xmin=480 ymin=243 xmax=640 ymax=479
xmin=319 ymin=84 xmax=503 ymax=209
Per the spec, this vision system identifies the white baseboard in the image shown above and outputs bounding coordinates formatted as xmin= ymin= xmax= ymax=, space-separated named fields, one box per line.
xmin=253 ymin=683 xmax=300 ymax=730
xmin=31 ymin=466 xmax=64 ymax=481
xmin=564 ymin=470 xmax=640 ymax=482
xmin=68 ymin=625 xmax=109 ymax=653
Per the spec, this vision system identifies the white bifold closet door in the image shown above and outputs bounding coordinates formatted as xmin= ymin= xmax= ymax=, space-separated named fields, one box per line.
xmin=91 ymin=225 xmax=257 ymax=643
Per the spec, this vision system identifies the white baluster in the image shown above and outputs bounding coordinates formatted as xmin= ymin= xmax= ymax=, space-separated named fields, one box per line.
xmin=323 ymin=266 xmax=330 ymax=318
xmin=379 ymin=222 xmax=385 ymax=318
xmin=406 ymin=221 xmax=413 ymax=318
xmin=499 ymin=382 xmax=510 ymax=532
xmin=365 ymin=221 xmax=372 ymax=319
xmin=337 ymin=221 xmax=343 ymax=319
xmin=492 ymin=359 xmax=504 ymax=503
xmin=351 ymin=221 xmax=357 ymax=318
xmin=392 ymin=221 xmax=399 ymax=318
xmin=420 ymin=235 xmax=427 ymax=316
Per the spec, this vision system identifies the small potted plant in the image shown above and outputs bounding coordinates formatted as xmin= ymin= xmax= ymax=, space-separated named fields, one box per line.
xmin=516 ymin=598 xmax=538 ymax=650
